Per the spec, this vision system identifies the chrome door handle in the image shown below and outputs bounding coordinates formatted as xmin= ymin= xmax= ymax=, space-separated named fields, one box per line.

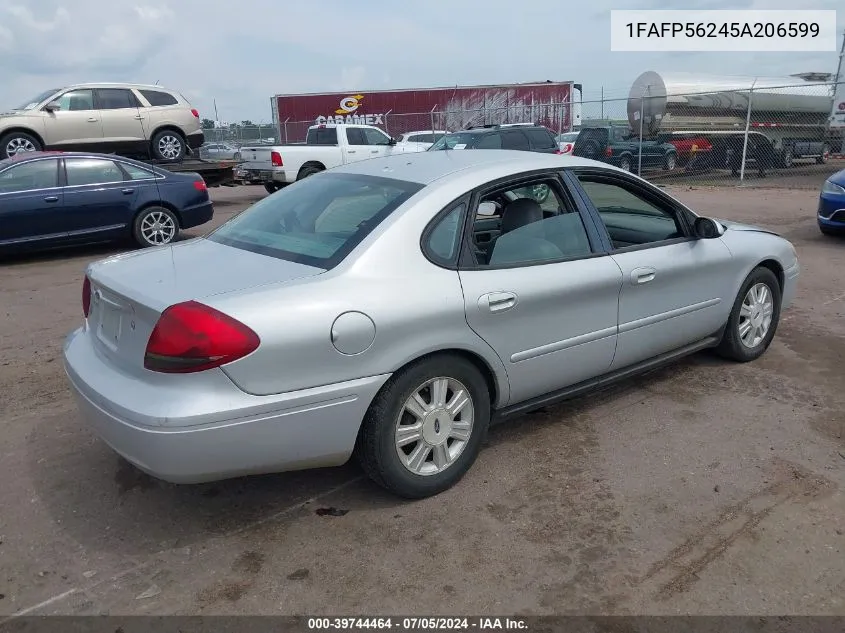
xmin=482 ymin=291 xmax=517 ymax=313
xmin=87 ymin=118 xmax=98 ymax=123
xmin=43 ymin=196 xmax=59 ymax=202
xmin=347 ymin=150 xmax=357 ymax=154
xmin=134 ymin=115 xmax=144 ymax=120
xmin=631 ymin=267 xmax=656 ymax=285
xmin=370 ymin=150 xmax=379 ymax=153
xmin=121 ymin=188 xmax=134 ymax=194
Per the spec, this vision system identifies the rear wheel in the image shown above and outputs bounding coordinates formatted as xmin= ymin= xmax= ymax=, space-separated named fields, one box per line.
xmin=663 ymin=152 xmax=677 ymax=171
xmin=264 ymin=183 xmax=280 ymax=194
xmin=133 ymin=206 xmax=179 ymax=247
xmin=619 ymin=155 xmax=632 ymax=172
xmin=151 ymin=130 xmax=186 ymax=161
xmin=355 ymin=354 xmax=490 ymax=499
xmin=1 ymin=131 xmax=42 ymax=159
xmin=298 ymin=165 xmax=323 ymax=180
xmin=780 ymin=147 xmax=794 ymax=169
xmin=716 ymin=267 xmax=781 ymax=362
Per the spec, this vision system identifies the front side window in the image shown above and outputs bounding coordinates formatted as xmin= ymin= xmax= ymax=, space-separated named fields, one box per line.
xmin=364 ymin=128 xmax=391 ymax=145
xmin=0 ymin=159 xmax=59 ymax=193
xmin=65 ymin=158 xmax=125 ymax=186
xmin=96 ymin=88 xmax=141 ymax=110
xmin=475 ymin=134 xmax=503 ymax=149
xmin=54 ymin=89 xmax=95 ymax=112
xmin=576 ymin=175 xmax=685 ymax=248
xmin=208 ymin=172 xmax=423 ymax=268
xmin=500 ymin=131 xmax=530 ymax=151
xmin=525 ymin=128 xmax=557 ymax=150
xmin=429 ymin=133 xmax=478 ymax=150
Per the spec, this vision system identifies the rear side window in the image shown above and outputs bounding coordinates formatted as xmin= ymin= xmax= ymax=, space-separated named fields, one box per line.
xmin=525 ymin=128 xmax=557 ymax=150
xmin=345 ymin=128 xmax=367 ymax=145
xmin=209 ymin=172 xmax=423 ymax=269
xmin=139 ymin=90 xmax=179 ymax=107
xmin=500 ymin=131 xmax=530 ymax=151
xmin=65 ymin=158 xmax=125 ymax=186
xmin=121 ymin=163 xmax=157 ymax=180
xmin=0 ymin=159 xmax=59 ymax=193
xmin=96 ymin=89 xmax=141 ymax=110
xmin=307 ymin=127 xmax=338 ymax=145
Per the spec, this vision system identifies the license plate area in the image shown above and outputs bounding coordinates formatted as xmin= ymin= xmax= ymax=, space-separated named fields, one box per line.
xmin=93 ymin=290 xmax=125 ymax=350
xmin=260 ymin=171 xmax=274 ymax=182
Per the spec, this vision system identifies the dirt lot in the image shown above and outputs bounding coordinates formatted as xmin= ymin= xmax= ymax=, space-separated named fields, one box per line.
xmin=0 ymin=184 xmax=843 ymax=617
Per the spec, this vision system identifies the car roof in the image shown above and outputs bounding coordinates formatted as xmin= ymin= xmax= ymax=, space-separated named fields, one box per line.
xmin=0 ymin=151 xmax=164 ymax=171
xmin=329 ymin=149 xmax=622 ymax=184
xmin=62 ymin=83 xmax=178 ymax=91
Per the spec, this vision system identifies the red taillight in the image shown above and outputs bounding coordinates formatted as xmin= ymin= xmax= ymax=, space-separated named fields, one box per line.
xmin=191 ymin=108 xmax=199 ymax=118
xmin=271 ymin=151 xmax=283 ymax=167
xmin=193 ymin=179 xmax=207 ymax=192
xmin=82 ymin=276 xmax=91 ymax=318
xmin=143 ymin=301 xmax=260 ymax=374
xmin=554 ymin=149 xmax=562 ymax=155
xmin=605 ymin=147 xmax=613 ymax=157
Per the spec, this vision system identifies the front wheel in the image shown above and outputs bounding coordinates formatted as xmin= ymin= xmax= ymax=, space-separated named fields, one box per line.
xmin=355 ymin=354 xmax=491 ymax=499
xmin=1 ymin=131 xmax=42 ymax=159
xmin=618 ymin=155 xmax=632 ymax=172
xmin=663 ymin=152 xmax=677 ymax=171
xmin=816 ymin=144 xmax=830 ymax=164
xmin=133 ymin=206 xmax=179 ymax=247
xmin=716 ymin=266 xmax=781 ymax=362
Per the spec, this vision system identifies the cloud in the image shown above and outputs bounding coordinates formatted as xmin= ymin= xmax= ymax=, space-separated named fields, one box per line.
xmin=0 ymin=0 xmax=842 ymax=122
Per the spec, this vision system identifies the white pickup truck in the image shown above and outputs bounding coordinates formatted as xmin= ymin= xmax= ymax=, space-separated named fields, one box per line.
xmin=240 ymin=123 xmax=428 ymax=193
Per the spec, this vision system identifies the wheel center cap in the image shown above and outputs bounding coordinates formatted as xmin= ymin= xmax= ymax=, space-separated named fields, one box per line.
xmin=422 ymin=410 xmax=452 ymax=445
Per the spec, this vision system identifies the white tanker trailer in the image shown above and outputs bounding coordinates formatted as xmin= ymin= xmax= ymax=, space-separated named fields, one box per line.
xmin=627 ymin=70 xmax=841 ymax=166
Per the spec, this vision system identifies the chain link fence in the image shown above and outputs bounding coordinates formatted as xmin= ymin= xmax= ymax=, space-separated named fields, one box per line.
xmin=221 ymin=80 xmax=845 ymax=190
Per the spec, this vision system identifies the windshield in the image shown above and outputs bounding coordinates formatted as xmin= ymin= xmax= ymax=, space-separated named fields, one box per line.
xmin=429 ymin=133 xmax=479 ymax=151
xmin=557 ymin=132 xmax=579 ymax=142
xmin=208 ymin=172 xmax=423 ymax=268
xmin=14 ymin=89 xmax=61 ymax=111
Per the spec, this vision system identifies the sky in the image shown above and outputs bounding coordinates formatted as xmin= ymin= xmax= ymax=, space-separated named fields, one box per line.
xmin=0 ymin=0 xmax=843 ymax=124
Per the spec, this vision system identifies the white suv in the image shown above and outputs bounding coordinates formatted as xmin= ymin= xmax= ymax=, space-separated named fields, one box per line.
xmin=0 ymin=83 xmax=204 ymax=161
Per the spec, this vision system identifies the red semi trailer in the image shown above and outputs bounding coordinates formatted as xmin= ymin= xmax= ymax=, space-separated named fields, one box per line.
xmin=271 ymin=81 xmax=583 ymax=142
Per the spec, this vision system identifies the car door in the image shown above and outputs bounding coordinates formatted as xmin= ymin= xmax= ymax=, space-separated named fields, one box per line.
xmin=61 ymin=157 xmax=138 ymax=238
xmin=94 ymin=88 xmax=147 ymax=154
xmin=363 ymin=127 xmax=396 ymax=159
xmin=342 ymin=128 xmax=374 ymax=164
xmin=0 ymin=158 xmax=65 ymax=245
xmin=571 ymin=168 xmax=735 ymax=370
xmin=455 ymin=171 xmax=623 ymax=405
xmin=41 ymin=88 xmax=104 ymax=150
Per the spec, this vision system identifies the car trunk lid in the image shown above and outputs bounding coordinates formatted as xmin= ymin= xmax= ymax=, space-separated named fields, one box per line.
xmin=85 ymin=238 xmax=324 ymax=371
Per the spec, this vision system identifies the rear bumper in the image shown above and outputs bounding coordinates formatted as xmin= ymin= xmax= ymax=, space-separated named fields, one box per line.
xmin=180 ymin=200 xmax=214 ymax=230
xmin=63 ymin=327 xmax=390 ymax=483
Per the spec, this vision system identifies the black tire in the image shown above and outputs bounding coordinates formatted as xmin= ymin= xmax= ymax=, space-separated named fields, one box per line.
xmin=0 ymin=131 xmax=43 ymax=159
xmin=663 ymin=151 xmax=677 ymax=171
xmin=355 ymin=354 xmax=491 ymax=499
xmin=716 ymin=266 xmax=782 ymax=363
xmin=819 ymin=224 xmax=842 ymax=237
xmin=298 ymin=165 xmax=323 ymax=180
xmin=816 ymin=144 xmax=830 ymax=165
xmin=264 ymin=183 xmax=280 ymax=194
xmin=780 ymin=148 xmax=793 ymax=169
xmin=151 ymin=129 xmax=186 ymax=161
xmin=618 ymin=155 xmax=632 ymax=172
xmin=132 ymin=206 xmax=179 ymax=247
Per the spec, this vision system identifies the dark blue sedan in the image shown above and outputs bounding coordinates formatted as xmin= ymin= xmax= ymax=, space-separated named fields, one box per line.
xmin=0 ymin=151 xmax=214 ymax=251
xmin=818 ymin=168 xmax=845 ymax=236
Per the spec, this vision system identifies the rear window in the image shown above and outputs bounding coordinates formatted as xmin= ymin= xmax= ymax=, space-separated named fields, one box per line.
xmin=306 ymin=127 xmax=338 ymax=145
xmin=139 ymin=90 xmax=179 ymax=106
xmin=208 ymin=172 xmax=423 ymax=269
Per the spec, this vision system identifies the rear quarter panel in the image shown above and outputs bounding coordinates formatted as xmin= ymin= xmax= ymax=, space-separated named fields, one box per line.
xmin=204 ymin=179 xmax=511 ymax=406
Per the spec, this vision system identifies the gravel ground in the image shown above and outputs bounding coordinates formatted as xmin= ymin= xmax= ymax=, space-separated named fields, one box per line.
xmin=0 ymin=184 xmax=843 ymax=617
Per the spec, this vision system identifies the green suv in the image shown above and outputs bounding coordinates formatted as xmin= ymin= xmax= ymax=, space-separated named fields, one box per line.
xmin=573 ymin=122 xmax=677 ymax=173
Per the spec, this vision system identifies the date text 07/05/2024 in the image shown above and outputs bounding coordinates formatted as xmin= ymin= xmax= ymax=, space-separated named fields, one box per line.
xmin=306 ymin=617 xmax=528 ymax=630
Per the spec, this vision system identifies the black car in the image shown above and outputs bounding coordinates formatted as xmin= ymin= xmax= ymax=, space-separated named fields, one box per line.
xmin=428 ymin=124 xmax=561 ymax=154
xmin=0 ymin=151 xmax=214 ymax=253
xmin=573 ymin=122 xmax=677 ymax=173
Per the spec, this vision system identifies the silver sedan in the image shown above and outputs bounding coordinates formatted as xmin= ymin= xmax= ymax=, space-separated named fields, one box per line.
xmin=63 ymin=150 xmax=799 ymax=498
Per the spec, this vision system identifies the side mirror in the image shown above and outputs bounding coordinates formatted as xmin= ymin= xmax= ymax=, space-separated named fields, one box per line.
xmin=388 ymin=137 xmax=398 ymax=145
xmin=694 ymin=216 xmax=724 ymax=239
xmin=44 ymin=101 xmax=61 ymax=112
xmin=477 ymin=201 xmax=498 ymax=216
